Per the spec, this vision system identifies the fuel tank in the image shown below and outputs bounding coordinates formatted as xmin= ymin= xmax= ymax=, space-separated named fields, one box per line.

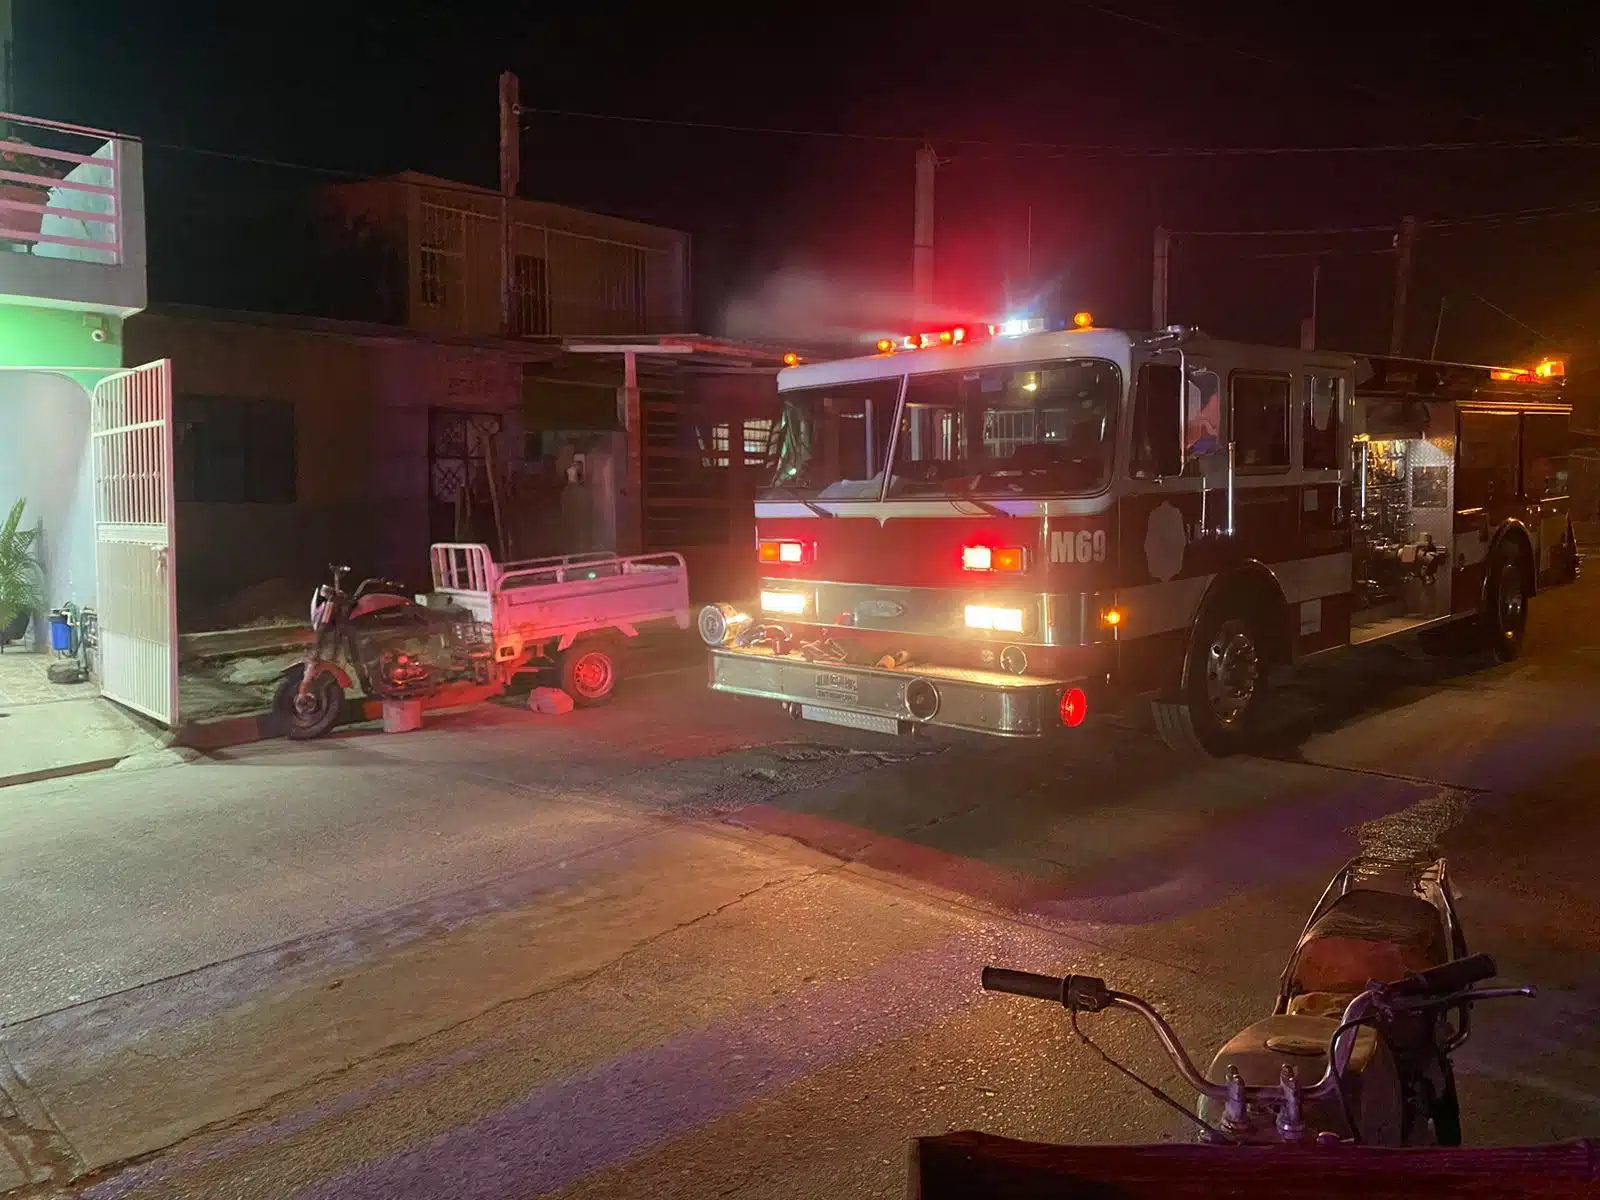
xmin=1197 ymin=1012 xmax=1403 ymax=1145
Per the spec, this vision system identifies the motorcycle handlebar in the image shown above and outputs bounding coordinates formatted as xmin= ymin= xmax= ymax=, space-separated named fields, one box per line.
xmin=982 ymin=956 xmax=1531 ymax=1108
xmin=1388 ymin=953 xmax=1497 ymax=998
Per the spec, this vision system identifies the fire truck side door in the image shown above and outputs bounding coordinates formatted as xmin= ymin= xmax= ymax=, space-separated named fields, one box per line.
xmin=1299 ymin=370 xmax=1351 ymax=545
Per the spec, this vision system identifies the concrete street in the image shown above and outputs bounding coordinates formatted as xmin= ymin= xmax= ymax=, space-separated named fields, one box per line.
xmin=4 ymin=576 xmax=1600 ymax=1198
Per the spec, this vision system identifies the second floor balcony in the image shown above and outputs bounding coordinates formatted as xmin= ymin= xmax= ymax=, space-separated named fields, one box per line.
xmin=0 ymin=112 xmax=146 ymax=316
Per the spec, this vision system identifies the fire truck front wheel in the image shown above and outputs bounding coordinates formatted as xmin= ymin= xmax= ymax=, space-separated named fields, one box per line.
xmin=1154 ymin=605 xmax=1267 ymax=756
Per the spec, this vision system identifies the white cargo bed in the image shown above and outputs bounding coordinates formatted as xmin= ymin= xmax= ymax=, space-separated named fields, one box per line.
xmin=428 ymin=542 xmax=690 ymax=673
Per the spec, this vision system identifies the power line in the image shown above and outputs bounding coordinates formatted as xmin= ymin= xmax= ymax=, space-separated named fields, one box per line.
xmin=141 ymin=132 xmax=1600 ymax=246
xmin=516 ymin=106 xmax=1600 ymax=158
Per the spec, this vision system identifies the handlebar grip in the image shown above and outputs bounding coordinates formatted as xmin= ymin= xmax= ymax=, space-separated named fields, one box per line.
xmin=1393 ymin=953 xmax=1497 ymax=997
xmin=982 ymin=968 xmax=1115 ymax=1011
xmin=982 ymin=967 xmax=1063 ymax=1002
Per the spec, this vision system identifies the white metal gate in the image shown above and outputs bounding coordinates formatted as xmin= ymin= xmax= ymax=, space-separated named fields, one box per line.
xmin=91 ymin=360 xmax=178 ymax=725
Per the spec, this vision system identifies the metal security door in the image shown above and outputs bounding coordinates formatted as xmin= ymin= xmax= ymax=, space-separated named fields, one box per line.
xmin=91 ymin=360 xmax=178 ymax=725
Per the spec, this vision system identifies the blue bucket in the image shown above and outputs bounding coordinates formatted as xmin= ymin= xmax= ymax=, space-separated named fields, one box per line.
xmin=49 ymin=612 xmax=73 ymax=652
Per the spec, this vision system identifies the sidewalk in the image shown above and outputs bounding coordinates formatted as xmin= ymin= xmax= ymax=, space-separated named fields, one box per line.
xmin=0 ymin=696 xmax=172 ymax=788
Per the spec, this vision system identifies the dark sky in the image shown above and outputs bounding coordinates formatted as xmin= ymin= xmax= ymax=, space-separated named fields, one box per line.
xmin=20 ymin=1 xmax=1600 ymax=361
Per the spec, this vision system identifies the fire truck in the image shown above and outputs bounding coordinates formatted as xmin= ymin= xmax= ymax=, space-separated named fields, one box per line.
xmin=696 ymin=318 xmax=1578 ymax=755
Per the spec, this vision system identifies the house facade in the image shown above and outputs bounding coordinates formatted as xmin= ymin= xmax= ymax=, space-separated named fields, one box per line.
xmin=0 ymin=111 xmax=147 ymax=644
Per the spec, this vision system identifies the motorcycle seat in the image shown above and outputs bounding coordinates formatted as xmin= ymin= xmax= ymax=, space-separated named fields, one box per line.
xmin=1288 ymin=888 xmax=1449 ymax=996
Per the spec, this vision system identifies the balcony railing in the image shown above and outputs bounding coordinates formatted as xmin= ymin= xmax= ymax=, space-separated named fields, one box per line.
xmin=0 ymin=111 xmax=126 ymax=265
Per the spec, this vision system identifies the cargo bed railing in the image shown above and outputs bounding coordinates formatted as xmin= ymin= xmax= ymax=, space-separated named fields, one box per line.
xmin=430 ymin=542 xmax=687 ymax=595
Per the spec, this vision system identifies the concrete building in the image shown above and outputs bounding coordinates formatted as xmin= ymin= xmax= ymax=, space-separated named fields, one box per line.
xmin=0 ymin=109 xmax=163 ymax=714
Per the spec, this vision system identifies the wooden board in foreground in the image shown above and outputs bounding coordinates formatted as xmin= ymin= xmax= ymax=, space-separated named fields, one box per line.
xmin=909 ymin=1131 xmax=1600 ymax=1199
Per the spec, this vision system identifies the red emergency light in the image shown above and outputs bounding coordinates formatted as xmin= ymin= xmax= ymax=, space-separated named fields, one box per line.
xmin=1060 ymin=686 xmax=1089 ymax=728
xmin=877 ymin=325 xmax=979 ymax=354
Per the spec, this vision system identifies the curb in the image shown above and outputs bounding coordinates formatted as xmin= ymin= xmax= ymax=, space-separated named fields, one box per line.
xmin=0 ymin=756 xmax=126 ymax=791
xmin=172 ymin=709 xmax=286 ymax=751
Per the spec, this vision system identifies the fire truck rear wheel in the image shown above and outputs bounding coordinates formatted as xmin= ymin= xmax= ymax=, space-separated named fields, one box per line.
xmin=1154 ymin=605 xmax=1266 ymax=756
xmin=1485 ymin=541 xmax=1529 ymax=662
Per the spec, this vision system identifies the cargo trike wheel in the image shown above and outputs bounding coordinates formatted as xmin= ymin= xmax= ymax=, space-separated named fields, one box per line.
xmin=274 ymin=664 xmax=344 ymax=739
xmin=558 ymin=643 xmax=618 ymax=707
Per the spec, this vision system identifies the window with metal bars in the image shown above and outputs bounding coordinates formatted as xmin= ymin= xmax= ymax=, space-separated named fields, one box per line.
xmin=512 ymin=254 xmax=550 ymax=335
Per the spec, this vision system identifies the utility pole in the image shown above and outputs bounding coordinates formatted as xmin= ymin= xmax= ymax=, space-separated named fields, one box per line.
xmin=498 ymin=70 xmax=520 ymax=337
xmin=1152 ymin=226 xmax=1170 ymax=329
xmin=913 ymin=143 xmax=935 ymax=320
xmin=1301 ymin=261 xmax=1321 ymax=350
xmin=1389 ymin=215 xmax=1417 ymax=356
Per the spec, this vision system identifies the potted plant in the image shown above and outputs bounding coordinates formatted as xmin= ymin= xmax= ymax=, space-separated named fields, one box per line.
xmin=0 ymin=135 xmax=65 ymax=246
xmin=0 ymin=498 xmax=43 ymax=650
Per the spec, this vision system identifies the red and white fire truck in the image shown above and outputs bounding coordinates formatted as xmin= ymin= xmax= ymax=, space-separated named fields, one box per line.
xmin=696 ymin=318 xmax=1578 ymax=754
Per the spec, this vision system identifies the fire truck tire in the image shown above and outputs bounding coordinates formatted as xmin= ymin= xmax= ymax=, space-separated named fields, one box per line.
xmin=1484 ymin=540 xmax=1530 ymax=662
xmin=558 ymin=641 xmax=619 ymax=707
xmin=1153 ymin=603 xmax=1267 ymax=756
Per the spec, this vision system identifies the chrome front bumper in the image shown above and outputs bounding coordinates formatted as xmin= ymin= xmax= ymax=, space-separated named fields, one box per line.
xmin=707 ymin=645 xmax=1080 ymax=738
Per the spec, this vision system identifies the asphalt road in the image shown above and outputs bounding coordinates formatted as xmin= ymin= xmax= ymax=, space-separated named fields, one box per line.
xmin=4 ymin=576 xmax=1600 ymax=1198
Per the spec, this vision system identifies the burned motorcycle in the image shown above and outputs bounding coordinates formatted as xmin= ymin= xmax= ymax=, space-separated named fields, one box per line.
xmin=274 ymin=563 xmax=490 ymax=739
xmin=982 ymin=857 xmax=1532 ymax=1146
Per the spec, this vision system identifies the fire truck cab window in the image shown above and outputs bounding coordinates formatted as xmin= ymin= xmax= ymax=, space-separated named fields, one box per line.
xmin=1457 ymin=411 xmax=1519 ymax=508
xmin=1303 ymin=375 xmax=1344 ymax=471
xmin=1521 ymin=411 xmax=1569 ymax=501
xmin=1229 ymin=373 xmax=1291 ymax=471
xmin=760 ymin=379 xmax=900 ymax=502
xmin=888 ymin=358 xmax=1121 ymax=498
xmin=1130 ymin=363 xmax=1181 ymax=478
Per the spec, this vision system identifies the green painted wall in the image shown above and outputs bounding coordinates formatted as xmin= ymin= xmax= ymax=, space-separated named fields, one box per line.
xmin=0 ymin=303 xmax=121 ymax=387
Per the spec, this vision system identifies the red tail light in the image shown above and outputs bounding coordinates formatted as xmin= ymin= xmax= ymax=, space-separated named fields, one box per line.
xmin=1060 ymin=687 xmax=1088 ymax=728
xmin=758 ymin=539 xmax=812 ymax=566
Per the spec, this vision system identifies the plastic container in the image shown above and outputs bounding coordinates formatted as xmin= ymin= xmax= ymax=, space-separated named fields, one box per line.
xmin=381 ymin=699 xmax=423 ymax=733
xmin=49 ymin=611 xmax=73 ymax=653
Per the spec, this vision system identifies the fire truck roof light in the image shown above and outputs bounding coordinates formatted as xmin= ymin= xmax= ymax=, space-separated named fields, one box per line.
xmin=782 ymin=351 xmax=800 ymax=367
xmin=1073 ymin=311 xmax=1094 ymax=329
xmin=1536 ymin=358 xmax=1565 ymax=378
xmin=997 ymin=317 xmax=1046 ymax=337
xmin=876 ymin=338 xmax=895 ymax=354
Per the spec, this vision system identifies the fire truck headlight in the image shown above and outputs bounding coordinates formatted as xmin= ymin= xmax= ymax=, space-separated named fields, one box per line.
xmin=964 ymin=604 xmax=1025 ymax=634
xmin=698 ymin=603 xmax=751 ymax=647
xmin=760 ymin=590 xmax=810 ymax=617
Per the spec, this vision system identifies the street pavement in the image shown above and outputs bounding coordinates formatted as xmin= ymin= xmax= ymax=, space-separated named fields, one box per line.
xmin=3 ymin=578 xmax=1600 ymax=1197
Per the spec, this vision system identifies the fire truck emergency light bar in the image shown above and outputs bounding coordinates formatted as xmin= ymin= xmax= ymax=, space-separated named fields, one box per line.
xmin=873 ymin=313 xmax=1093 ymax=355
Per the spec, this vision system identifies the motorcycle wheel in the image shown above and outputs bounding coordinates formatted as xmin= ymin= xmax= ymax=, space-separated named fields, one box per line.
xmin=274 ymin=664 xmax=345 ymax=739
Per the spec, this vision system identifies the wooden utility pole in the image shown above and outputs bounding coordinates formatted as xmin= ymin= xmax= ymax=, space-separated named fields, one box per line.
xmin=1301 ymin=261 xmax=1321 ymax=350
xmin=1152 ymin=226 xmax=1170 ymax=329
xmin=498 ymin=71 xmax=520 ymax=337
xmin=1389 ymin=215 xmax=1418 ymax=355
xmin=913 ymin=143 xmax=935 ymax=320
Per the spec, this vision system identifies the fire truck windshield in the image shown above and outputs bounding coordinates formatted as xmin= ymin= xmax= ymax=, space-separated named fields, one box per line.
xmin=762 ymin=378 xmax=901 ymax=502
xmin=888 ymin=358 xmax=1121 ymax=498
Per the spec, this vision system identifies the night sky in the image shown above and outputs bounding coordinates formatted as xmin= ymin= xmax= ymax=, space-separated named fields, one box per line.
xmin=20 ymin=1 xmax=1600 ymax=362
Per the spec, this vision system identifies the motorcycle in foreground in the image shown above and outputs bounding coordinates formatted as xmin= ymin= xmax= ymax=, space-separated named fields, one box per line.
xmin=274 ymin=563 xmax=490 ymax=739
xmin=913 ymin=858 xmax=1553 ymax=1195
